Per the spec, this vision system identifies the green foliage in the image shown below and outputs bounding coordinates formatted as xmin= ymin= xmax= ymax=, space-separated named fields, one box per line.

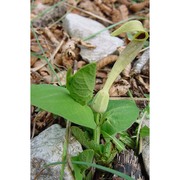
xmin=71 ymin=149 xmax=94 ymax=179
xmin=101 ymin=100 xmax=139 ymax=135
xmin=140 ymin=125 xmax=150 ymax=137
xmin=66 ymin=63 xmax=96 ymax=105
xmin=31 ymin=84 xmax=96 ymax=129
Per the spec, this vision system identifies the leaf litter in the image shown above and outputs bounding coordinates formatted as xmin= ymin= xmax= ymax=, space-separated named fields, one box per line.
xmin=31 ymin=0 xmax=149 ymax=179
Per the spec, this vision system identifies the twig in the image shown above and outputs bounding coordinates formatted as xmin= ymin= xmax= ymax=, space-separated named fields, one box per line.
xmin=31 ymin=36 xmax=66 ymax=72
xmin=44 ymin=27 xmax=59 ymax=45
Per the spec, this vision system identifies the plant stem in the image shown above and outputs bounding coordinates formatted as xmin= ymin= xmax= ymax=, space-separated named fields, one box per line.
xmin=103 ymin=40 xmax=144 ymax=91
xmin=93 ymin=113 xmax=101 ymax=144
xmin=60 ymin=120 xmax=72 ymax=180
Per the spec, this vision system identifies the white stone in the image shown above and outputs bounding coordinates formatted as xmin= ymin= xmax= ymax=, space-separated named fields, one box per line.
xmin=62 ymin=13 xmax=123 ymax=62
xmin=31 ymin=124 xmax=82 ymax=180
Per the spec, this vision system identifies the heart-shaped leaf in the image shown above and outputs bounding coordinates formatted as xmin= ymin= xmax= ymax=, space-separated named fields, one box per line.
xmin=31 ymin=84 xmax=96 ymax=129
xmin=101 ymin=100 xmax=139 ymax=135
xmin=66 ymin=63 xmax=96 ymax=105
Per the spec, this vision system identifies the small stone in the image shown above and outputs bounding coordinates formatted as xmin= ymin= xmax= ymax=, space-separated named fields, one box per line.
xmin=62 ymin=13 xmax=123 ymax=62
xmin=31 ymin=124 xmax=82 ymax=180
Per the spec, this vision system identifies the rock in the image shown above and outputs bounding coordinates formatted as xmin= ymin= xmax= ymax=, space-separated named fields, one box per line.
xmin=62 ymin=13 xmax=123 ymax=62
xmin=141 ymin=118 xmax=150 ymax=176
xmin=31 ymin=124 xmax=82 ymax=180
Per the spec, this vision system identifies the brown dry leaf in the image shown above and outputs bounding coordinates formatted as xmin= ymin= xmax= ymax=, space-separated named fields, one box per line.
xmin=136 ymin=75 xmax=149 ymax=92
xmin=78 ymin=0 xmax=105 ymax=18
xmin=31 ymin=71 xmax=42 ymax=84
xmin=61 ymin=49 xmax=76 ymax=68
xmin=67 ymin=0 xmax=78 ymax=6
xmin=31 ymin=55 xmax=38 ymax=66
xmin=43 ymin=71 xmax=67 ymax=85
xmin=141 ymin=62 xmax=149 ymax=76
xmin=96 ymin=55 xmax=118 ymax=70
xmin=109 ymin=79 xmax=130 ymax=97
xmin=32 ymin=59 xmax=50 ymax=76
xmin=95 ymin=1 xmax=112 ymax=16
xmin=39 ymin=66 xmax=50 ymax=76
xmin=95 ymin=83 xmax=104 ymax=92
xmin=121 ymin=63 xmax=131 ymax=78
xmin=96 ymin=71 xmax=107 ymax=79
xmin=143 ymin=13 xmax=149 ymax=30
xmin=73 ymin=38 xmax=96 ymax=49
xmin=54 ymin=53 xmax=63 ymax=66
xmin=111 ymin=8 xmax=121 ymax=22
xmin=77 ymin=60 xmax=87 ymax=69
xmin=129 ymin=0 xmax=149 ymax=12
xmin=31 ymin=43 xmax=41 ymax=52
xmin=44 ymin=27 xmax=59 ymax=45
xmin=119 ymin=4 xmax=129 ymax=20
xmin=119 ymin=0 xmax=131 ymax=6
xmin=42 ymin=0 xmax=54 ymax=5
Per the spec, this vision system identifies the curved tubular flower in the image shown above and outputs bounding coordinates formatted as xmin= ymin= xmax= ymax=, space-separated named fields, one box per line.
xmin=91 ymin=20 xmax=148 ymax=113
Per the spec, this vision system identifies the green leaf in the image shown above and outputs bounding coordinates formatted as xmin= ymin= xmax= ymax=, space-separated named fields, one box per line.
xmin=71 ymin=126 xmax=101 ymax=154
xmin=101 ymin=130 xmax=125 ymax=152
xmin=31 ymin=84 xmax=96 ymax=129
xmin=119 ymin=132 xmax=135 ymax=149
xmin=46 ymin=161 xmax=134 ymax=180
xmin=101 ymin=100 xmax=139 ymax=135
xmin=71 ymin=149 xmax=94 ymax=179
xmin=140 ymin=125 xmax=150 ymax=137
xmin=66 ymin=63 xmax=96 ymax=105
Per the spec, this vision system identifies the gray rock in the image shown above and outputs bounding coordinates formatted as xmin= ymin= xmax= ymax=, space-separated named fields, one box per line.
xmin=31 ymin=124 xmax=82 ymax=180
xmin=141 ymin=118 xmax=150 ymax=176
xmin=62 ymin=13 xmax=123 ymax=62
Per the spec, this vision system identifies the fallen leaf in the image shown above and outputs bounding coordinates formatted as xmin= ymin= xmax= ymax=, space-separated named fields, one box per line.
xmin=129 ymin=0 xmax=149 ymax=12
xmin=97 ymin=55 xmax=118 ymax=70
xmin=119 ymin=4 xmax=129 ymax=20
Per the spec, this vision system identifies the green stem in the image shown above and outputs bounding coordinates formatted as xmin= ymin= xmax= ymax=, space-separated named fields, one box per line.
xmin=93 ymin=113 xmax=101 ymax=144
xmin=60 ymin=120 xmax=71 ymax=180
xmin=103 ymin=40 xmax=144 ymax=91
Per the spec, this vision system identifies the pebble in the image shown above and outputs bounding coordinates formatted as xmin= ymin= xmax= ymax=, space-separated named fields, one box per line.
xmin=31 ymin=124 xmax=82 ymax=180
xmin=62 ymin=13 xmax=123 ymax=62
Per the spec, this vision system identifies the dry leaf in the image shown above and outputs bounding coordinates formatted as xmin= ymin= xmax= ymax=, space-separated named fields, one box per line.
xmin=31 ymin=55 xmax=38 ymax=66
xmin=109 ymin=79 xmax=130 ymax=97
xmin=112 ymin=8 xmax=122 ymax=22
xmin=143 ymin=13 xmax=149 ymax=30
xmin=129 ymin=0 xmax=149 ymax=12
xmin=119 ymin=0 xmax=131 ymax=6
xmin=31 ymin=71 xmax=42 ymax=84
xmin=122 ymin=63 xmax=131 ymax=78
xmin=96 ymin=71 xmax=107 ymax=79
xmin=43 ymin=71 xmax=66 ymax=85
xmin=42 ymin=0 xmax=54 ymax=5
xmin=136 ymin=75 xmax=149 ymax=92
xmin=119 ymin=4 xmax=129 ymax=20
xmin=79 ymin=0 xmax=105 ymax=18
xmin=77 ymin=60 xmax=87 ymax=69
xmin=97 ymin=55 xmax=118 ymax=70
xmin=44 ymin=27 xmax=59 ymax=45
